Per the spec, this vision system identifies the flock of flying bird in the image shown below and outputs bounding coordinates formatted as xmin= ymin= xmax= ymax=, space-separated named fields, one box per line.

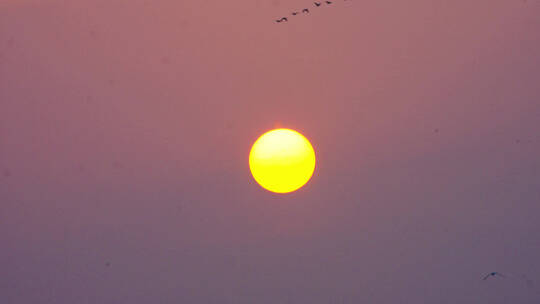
xmin=275 ymin=0 xmax=350 ymax=23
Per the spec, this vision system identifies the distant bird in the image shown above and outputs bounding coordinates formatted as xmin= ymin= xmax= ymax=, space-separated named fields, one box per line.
xmin=292 ymin=11 xmax=299 ymax=15
xmin=483 ymin=272 xmax=505 ymax=280
xmin=314 ymin=2 xmax=322 ymax=6
xmin=325 ymin=1 xmax=333 ymax=4
xmin=302 ymin=8 xmax=310 ymax=13
xmin=275 ymin=17 xmax=288 ymax=23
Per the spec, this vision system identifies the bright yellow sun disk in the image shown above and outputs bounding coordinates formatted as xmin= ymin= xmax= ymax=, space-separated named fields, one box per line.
xmin=249 ymin=129 xmax=316 ymax=193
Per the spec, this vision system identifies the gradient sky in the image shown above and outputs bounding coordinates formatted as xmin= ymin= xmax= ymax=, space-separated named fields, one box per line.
xmin=1 ymin=0 xmax=540 ymax=303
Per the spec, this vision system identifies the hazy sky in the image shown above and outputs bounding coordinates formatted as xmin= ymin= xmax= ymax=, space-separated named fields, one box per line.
xmin=1 ymin=0 xmax=540 ymax=303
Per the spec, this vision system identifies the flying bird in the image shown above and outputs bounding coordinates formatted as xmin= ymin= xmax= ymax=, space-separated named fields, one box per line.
xmin=273 ymin=0 xmax=351 ymax=22
xmin=483 ymin=272 xmax=506 ymax=280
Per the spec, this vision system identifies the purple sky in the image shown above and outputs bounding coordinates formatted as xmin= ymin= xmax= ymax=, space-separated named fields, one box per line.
xmin=1 ymin=0 xmax=540 ymax=303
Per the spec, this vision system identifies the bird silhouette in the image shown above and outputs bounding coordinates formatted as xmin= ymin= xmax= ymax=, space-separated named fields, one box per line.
xmin=273 ymin=0 xmax=351 ymax=22
xmin=483 ymin=272 xmax=506 ymax=280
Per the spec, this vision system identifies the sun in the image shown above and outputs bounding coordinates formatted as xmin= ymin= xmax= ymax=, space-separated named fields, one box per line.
xmin=249 ymin=128 xmax=316 ymax=193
